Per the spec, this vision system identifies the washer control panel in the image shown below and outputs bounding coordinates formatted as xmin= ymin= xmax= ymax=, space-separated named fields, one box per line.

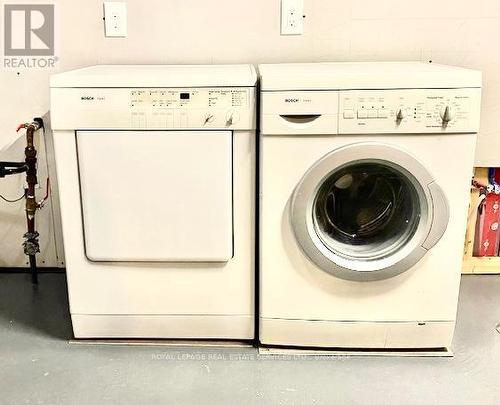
xmin=339 ymin=88 xmax=481 ymax=134
xmin=50 ymin=87 xmax=255 ymax=130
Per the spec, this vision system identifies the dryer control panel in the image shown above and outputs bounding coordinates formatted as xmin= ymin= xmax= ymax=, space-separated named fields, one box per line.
xmin=130 ymin=88 xmax=250 ymax=128
xmin=50 ymin=87 xmax=256 ymax=130
xmin=338 ymin=88 xmax=481 ymax=134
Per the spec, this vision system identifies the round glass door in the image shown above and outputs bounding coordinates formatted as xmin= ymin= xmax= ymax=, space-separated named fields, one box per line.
xmin=291 ymin=143 xmax=449 ymax=281
xmin=313 ymin=162 xmax=421 ymax=261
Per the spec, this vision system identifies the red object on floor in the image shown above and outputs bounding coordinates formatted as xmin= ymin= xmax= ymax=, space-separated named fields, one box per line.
xmin=474 ymin=169 xmax=500 ymax=256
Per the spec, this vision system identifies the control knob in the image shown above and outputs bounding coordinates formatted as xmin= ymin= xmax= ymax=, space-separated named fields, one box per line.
xmin=204 ymin=113 xmax=215 ymax=125
xmin=396 ymin=108 xmax=406 ymax=124
xmin=225 ymin=110 xmax=240 ymax=126
xmin=440 ymin=106 xmax=454 ymax=125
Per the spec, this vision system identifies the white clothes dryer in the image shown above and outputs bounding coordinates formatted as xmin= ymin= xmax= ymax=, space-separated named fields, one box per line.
xmin=50 ymin=65 xmax=257 ymax=339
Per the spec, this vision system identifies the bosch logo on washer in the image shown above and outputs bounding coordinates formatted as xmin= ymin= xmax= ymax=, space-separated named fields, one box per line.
xmin=284 ymin=97 xmax=311 ymax=104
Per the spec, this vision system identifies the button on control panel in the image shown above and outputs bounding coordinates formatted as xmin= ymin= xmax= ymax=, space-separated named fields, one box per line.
xmin=343 ymin=109 xmax=355 ymax=119
xmin=338 ymin=88 xmax=481 ymax=134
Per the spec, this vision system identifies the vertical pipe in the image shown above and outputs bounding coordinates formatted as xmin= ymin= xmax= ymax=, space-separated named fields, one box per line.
xmin=24 ymin=123 xmax=39 ymax=284
xmin=29 ymin=254 xmax=38 ymax=284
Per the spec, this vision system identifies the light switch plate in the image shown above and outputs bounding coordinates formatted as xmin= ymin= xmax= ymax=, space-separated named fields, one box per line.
xmin=104 ymin=2 xmax=127 ymax=37
xmin=281 ymin=0 xmax=304 ymax=35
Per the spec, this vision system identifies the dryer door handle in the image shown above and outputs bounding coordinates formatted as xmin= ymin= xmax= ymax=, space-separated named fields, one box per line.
xmin=279 ymin=114 xmax=322 ymax=124
xmin=422 ymin=181 xmax=450 ymax=250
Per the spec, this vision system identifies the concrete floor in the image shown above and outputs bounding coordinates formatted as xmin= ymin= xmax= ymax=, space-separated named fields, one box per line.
xmin=0 ymin=273 xmax=499 ymax=405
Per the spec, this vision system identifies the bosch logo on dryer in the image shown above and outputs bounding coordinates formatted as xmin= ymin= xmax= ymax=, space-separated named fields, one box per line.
xmin=80 ymin=95 xmax=105 ymax=101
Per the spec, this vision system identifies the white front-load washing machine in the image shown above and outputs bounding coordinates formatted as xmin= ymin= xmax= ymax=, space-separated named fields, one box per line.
xmin=258 ymin=62 xmax=482 ymax=350
xmin=50 ymin=65 xmax=256 ymax=339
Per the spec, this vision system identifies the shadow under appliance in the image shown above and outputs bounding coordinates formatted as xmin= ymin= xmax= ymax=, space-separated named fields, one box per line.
xmin=258 ymin=62 xmax=481 ymax=350
xmin=50 ymin=65 xmax=256 ymax=339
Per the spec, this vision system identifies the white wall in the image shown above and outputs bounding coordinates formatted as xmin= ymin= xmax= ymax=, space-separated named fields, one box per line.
xmin=1 ymin=0 xmax=499 ymax=267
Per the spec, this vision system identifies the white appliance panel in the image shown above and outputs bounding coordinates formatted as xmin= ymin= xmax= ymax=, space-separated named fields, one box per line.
xmin=77 ymin=130 xmax=233 ymax=262
xmin=259 ymin=62 xmax=482 ymax=91
xmin=338 ymin=88 xmax=481 ymax=134
xmin=51 ymin=87 xmax=255 ymax=131
xmin=260 ymin=88 xmax=481 ymax=135
xmin=50 ymin=64 xmax=257 ymax=88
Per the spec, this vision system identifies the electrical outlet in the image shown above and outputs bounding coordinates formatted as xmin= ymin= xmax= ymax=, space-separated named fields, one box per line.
xmin=104 ymin=2 xmax=127 ymax=37
xmin=281 ymin=0 xmax=304 ymax=36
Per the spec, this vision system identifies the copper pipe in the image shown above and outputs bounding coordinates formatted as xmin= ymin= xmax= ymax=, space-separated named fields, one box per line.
xmin=23 ymin=122 xmax=41 ymax=284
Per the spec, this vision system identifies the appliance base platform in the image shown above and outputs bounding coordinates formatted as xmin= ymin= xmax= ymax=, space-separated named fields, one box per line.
xmin=69 ymin=339 xmax=253 ymax=348
xmin=258 ymin=346 xmax=453 ymax=357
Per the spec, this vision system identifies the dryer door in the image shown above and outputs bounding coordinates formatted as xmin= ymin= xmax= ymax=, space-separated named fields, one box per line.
xmin=291 ymin=142 xmax=449 ymax=281
xmin=76 ymin=130 xmax=233 ymax=262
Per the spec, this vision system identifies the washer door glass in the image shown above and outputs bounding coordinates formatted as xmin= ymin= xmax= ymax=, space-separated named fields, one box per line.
xmin=290 ymin=142 xmax=449 ymax=281
xmin=313 ymin=162 xmax=420 ymax=261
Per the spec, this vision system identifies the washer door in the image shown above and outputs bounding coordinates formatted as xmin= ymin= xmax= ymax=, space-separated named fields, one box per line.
xmin=291 ymin=142 xmax=449 ymax=281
